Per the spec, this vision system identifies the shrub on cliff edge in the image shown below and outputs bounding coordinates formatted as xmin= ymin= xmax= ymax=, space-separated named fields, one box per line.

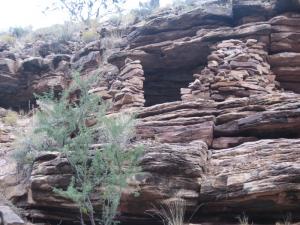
xmin=13 ymin=72 xmax=143 ymax=225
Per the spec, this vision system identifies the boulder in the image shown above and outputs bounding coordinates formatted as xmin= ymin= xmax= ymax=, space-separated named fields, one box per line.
xmin=27 ymin=141 xmax=208 ymax=221
xmin=0 ymin=205 xmax=25 ymax=225
xmin=200 ymin=139 xmax=300 ymax=219
xmin=0 ymin=42 xmax=9 ymax=52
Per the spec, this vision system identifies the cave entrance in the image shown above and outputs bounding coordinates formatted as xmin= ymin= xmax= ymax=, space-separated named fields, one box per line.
xmin=143 ymin=69 xmax=195 ymax=107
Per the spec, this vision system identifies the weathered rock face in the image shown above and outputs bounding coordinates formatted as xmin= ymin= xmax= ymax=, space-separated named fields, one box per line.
xmin=200 ymin=139 xmax=300 ymax=218
xmin=269 ymin=13 xmax=300 ymax=93
xmin=181 ymin=39 xmax=278 ymax=101
xmin=0 ymin=109 xmax=28 ymax=203
xmin=137 ymin=91 xmax=300 ymax=144
xmin=0 ymin=53 xmax=70 ymax=108
xmin=0 ymin=40 xmax=103 ymax=108
xmin=1 ymin=0 xmax=300 ymax=225
xmin=1 ymin=2 xmax=300 ymax=109
xmin=23 ymin=92 xmax=300 ymax=224
xmin=109 ymin=59 xmax=145 ymax=111
xmin=108 ymin=3 xmax=300 ymax=104
xmin=26 ymin=141 xmax=208 ymax=222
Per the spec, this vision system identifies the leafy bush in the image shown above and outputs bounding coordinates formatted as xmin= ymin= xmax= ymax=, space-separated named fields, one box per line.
xmin=81 ymin=29 xmax=99 ymax=43
xmin=14 ymin=72 xmax=143 ymax=225
xmin=13 ymin=123 xmax=47 ymax=172
xmin=31 ymin=22 xmax=81 ymax=43
xmin=119 ymin=0 xmax=159 ymax=24
xmin=121 ymin=12 xmax=139 ymax=27
xmin=9 ymin=26 xmax=32 ymax=38
xmin=2 ymin=111 xmax=18 ymax=125
xmin=44 ymin=0 xmax=123 ymax=24
xmin=0 ymin=27 xmax=31 ymax=47
xmin=0 ymin=34 xmax=16 ymax=45
xmin=101 ymin=30 xmax=123 ymax=63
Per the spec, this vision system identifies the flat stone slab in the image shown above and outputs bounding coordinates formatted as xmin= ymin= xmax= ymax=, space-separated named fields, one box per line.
xmin=0 ymin=206 xmax=24 ymax=225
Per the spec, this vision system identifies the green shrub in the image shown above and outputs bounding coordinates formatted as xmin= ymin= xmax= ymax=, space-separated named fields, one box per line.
xmin=13 ymin=124 xmax=48 ymax=171
xmin=121 ymin=12 xmax=139 ymax=27
xmin=0 ymin=34 xmax=16 ymax=45
xmin=31 ymin=22 xmax=81 ymax=43
xmin=3 ymin=111 xmax=18 ymax=125
xmin=14 ymin=72 xmax=143 ymax=225
xmin=9 ymin=26 xmax=32 ymax=38
xmin=81 ymin=29 xmax=99 ymax=43
xmin=101 ymin=30 xmax=123 ymax=63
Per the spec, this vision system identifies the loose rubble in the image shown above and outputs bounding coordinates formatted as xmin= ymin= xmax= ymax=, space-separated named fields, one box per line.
xmin=181 ymin=39 xmax=279 ymax=101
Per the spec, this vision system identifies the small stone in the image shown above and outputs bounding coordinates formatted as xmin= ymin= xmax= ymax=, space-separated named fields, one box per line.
xmin=246 ymin=39 xmax=258 ymax=46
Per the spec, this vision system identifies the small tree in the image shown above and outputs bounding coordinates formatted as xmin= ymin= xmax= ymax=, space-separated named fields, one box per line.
xmin=139 ymin=0 xmax=160 ymax=10
xmin=130 ymin=0 xmax=160 ymax=21
xmin=15 ymin=72 xmax=143 ymax=225
xmin=9 ymin=26 xmax=32 ymax=38
xmin=45 ymin=0 xmax=126 ymax=24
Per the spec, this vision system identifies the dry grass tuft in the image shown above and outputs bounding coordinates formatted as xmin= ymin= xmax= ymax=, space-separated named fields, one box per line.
xmin=237 ymin=214 xmax=253 ymax=225
xmin=275 ymin=214 xmax=292 ymax=225
xmin=148 ymin=198 xmax=187 ymax=225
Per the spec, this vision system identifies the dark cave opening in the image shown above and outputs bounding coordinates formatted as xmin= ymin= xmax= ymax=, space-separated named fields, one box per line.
xmin=143 ymin=69 xmax=195 ymax=107
xmin=0 ymin=97 xmax=37 ymax=111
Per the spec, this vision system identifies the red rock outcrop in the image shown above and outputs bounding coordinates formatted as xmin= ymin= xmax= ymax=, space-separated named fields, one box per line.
xmin=1 ymin=0 xmax=300 ymax=224
xmin=25 ymin=141 xmax=207 ymax=222
xmin=0 ymin=53 xmax=70 ymax=108
xmin=23 ymin=92 xmax=300 ymax=224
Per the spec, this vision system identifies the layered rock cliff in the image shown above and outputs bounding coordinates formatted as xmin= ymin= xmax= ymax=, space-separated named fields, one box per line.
xmin=1 ymin=0 xmax=300 ymax=224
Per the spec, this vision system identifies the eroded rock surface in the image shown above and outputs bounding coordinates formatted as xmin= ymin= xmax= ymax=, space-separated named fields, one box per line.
xmin=23 ymin=92 xmax=300 ymax=224
xmin=1 ymin=0 xmax=300 ymax=225
xmin=0 ymin=109 xmax=28 ymax=202
xmin=201 ymin=139 xmax=300 ymax=217
xmin=27 ymin=141 xmax=207 ymax=222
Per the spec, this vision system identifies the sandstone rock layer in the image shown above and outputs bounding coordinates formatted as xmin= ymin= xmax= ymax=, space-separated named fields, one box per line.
xmin=0 ymin=0 xmax=300 ymax=225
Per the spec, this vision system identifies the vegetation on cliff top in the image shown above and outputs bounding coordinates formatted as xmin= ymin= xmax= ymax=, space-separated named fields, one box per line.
xmin=0 ymin=0 xmax=204 ymax=48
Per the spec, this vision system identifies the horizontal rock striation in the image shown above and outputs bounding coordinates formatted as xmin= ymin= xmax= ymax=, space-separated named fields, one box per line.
xmin=200 ymin=139 xmax=300 ymax=220
xmin=181 ymin=39 xmax=279 ymax=101
xmin=109 ymin=5 xmax=300 ymax=98
xmin=24 ymin=92 xmax=300 ymax=223
xmin=110 ymin=59 xmax=145 ymax=111
xmin=269 ymin=13 xmax=300 ymax=93
xmin=1 ymin=0 xmax=300 ymax=224
xmin=0 ymin=53 xmax=70 ymax=108
xmin=1 ymin=2 xmax=300 ymax=108
xmin=0 ymin=39 xmax=113 ymax=109
xmin=27 ymin=141 xmax=208 ymax=222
